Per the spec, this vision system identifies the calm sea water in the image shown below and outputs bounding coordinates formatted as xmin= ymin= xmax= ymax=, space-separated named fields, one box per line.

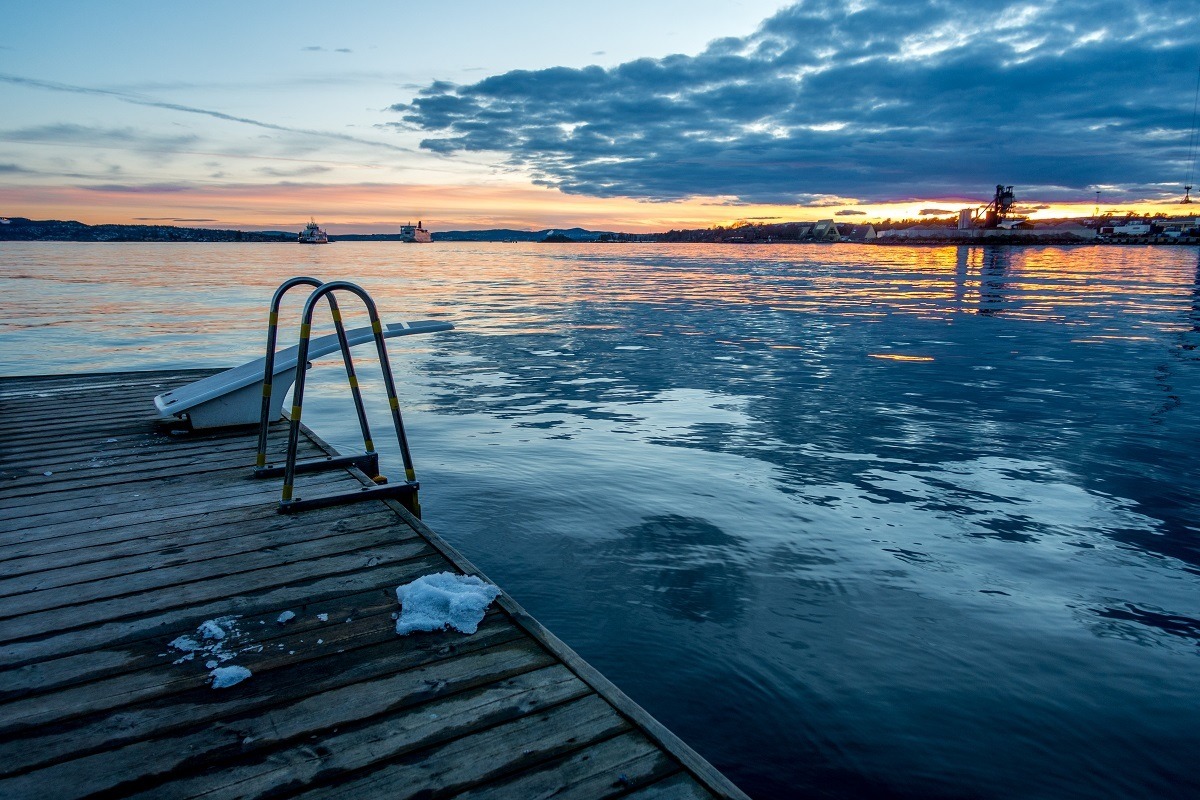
xmin=3 ymin=241 xmax=1199 ymax=798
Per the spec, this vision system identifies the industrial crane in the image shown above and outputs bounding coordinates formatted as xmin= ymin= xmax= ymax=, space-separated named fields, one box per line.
xmin=981 ymin=184 xmax=1016 ymax=228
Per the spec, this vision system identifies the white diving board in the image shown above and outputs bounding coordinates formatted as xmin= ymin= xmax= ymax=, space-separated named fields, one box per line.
xmin=153 ymin=320 xmax=454 ymax=429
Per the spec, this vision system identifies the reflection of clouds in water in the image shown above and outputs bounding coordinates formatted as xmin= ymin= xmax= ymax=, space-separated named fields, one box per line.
xmin=321 ymin=322 xmax=1196 ymax=654
xmin=600 ymin=514 xmax=748 ymax=624
xmin=1087 ymin=602 xmax=1200 ymax=649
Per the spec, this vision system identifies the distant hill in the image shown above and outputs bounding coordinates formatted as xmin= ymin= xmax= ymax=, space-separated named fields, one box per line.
xmin=0 ymin=217 xmax=635 ymax=244
xmin=0 ymin=217 xmax=294 ymax=242
xmin=431 ymin=227 xmax=614 ymax=242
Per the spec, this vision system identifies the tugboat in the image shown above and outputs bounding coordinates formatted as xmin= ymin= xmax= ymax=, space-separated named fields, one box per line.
xmin=298 ymin=218 xmax=329 ymax=244
xmin=398 ymin=220 xmax=431 ymax=243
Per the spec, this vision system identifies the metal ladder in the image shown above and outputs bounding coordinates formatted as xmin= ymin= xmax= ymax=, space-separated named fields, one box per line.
xmin=253 ymin=278 xmax=421 ymax=516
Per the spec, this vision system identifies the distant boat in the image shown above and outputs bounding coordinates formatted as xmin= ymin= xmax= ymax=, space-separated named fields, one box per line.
xmin=398 ymin=221 xmax=431 ymax=243
xmin=298 ymin=219 xmax=328 ymax=244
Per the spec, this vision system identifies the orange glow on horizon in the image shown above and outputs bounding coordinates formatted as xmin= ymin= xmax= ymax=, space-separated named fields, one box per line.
xmin=0 ymin=182 xmax=1193 ymax=234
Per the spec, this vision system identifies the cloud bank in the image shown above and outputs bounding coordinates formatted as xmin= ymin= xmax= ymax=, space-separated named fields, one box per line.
xmin=394 ymin=0 xmax=1200 ymax=204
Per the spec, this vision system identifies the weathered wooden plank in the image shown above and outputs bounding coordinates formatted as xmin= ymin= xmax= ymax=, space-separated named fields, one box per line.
xmin=0 ymin=602 xmax=410 ymax=728
xmin=0 ymin=478 xmax=364 ymax=563
xmin=0 ymin=367 xmax=208 ymax=394
xmin=0 ymin=636 xmax=548 ymax=794
xmin=121 ymin=664 xmax=589 ymax=800
xmin=0 ymin=515 xmax=401 ymax=594
xmin=0 ymin=538 xmax=435 ymax=642
xmin=0 ymin=457 xmax=324 ymax=520
xmin=0 ymin=440 xmax=339 ymax=517
xmin=0 ymin=471 xmax=355 ymax=541
xmin=0 ymin=369 xmax=209 ymax=395
xmin=0 ymin=581 xmax=405 ymax=699
xmin=0 ymin=427 xmax=253 ymax=465
xmin=0 ymin=372 xmax=198 ymax=403
xmin=0 ymin=408 xmax=158 ymax=438
xmin=296 ymin=693 xmax=630 ymax=800
xmin=0 ymin=390 xmax=168 ymax=422
xmin=0 ymin=552 xmax=446 ymax=667
xmin=0 ymin=431 xmax=308 ymax=494
xmin=0 ymin=388 xmax=185 ymax=416
xmin=0 ymin=428 xmax=257 ymax=467
xmin=0 ymin=504 xmax=398 ymax=579
xmin=0 ymin=426 xmax=274 ymax=469
xmin=2 ymin=604 xmax=512 ymax=739
xmin=0 ymin=454 xmax=249 ymax=499
xmin=0 ymin=527 xmax=413 ymax=616
xmin=0 ymin=415 xmax=183 ymax=448
xmin=451 ymin=730 xmax=680 ymax=800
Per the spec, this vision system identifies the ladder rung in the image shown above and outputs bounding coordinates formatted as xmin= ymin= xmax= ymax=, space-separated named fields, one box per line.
xmin=254 ymin=452 xmax=380 ymax=479
xmin=278 ymin=481 xmax=418 ymax=514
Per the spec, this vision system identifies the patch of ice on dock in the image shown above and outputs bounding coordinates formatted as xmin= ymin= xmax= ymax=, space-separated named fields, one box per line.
xmin=277 ymin=610 xmax=296 ymax=624
xmin=170 ymin=635 xmax=201 ymax=653
xmin=395 ymin=572 xmax=501 ymax=635
xmin=210 ymin=665 xmax=252 ymax=688
xmin=167 ymin=616 xmax=243 ymax=665
xmin=317 ymin=613 xmax=329 ymax=622
xmin=198 ymin=619 xmax=228 ymax=641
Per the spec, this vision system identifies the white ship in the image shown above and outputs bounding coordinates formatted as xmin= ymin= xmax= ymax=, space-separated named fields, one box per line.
xmin=298 ymin=219 xmax=328 ymax=244
xmin=398 ymin=220 xmax=431 ymax=243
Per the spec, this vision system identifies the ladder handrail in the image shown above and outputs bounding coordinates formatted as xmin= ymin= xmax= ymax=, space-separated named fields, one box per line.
xmin=254 ymin=277 xmax=375 ymax=471
xmin=280 ymin=281 xmax=419 ymax=514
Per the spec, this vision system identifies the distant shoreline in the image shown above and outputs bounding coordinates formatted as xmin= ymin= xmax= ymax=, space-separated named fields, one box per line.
xmin=3 ymin=216 xmax=1198 ymax=246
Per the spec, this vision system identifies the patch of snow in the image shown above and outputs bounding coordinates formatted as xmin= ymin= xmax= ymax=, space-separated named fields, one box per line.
xmin=316 ymin=613 xmax=329 ymax=622
xmin=277 ymin=610 xmax=296 ymax=624
xmin=210 ymin=665 xmax=252 ymax=689
xmin=166 ymin=616 xmax=246 ymax=667
xmin=205 ymin=660 xmax=219 ymax=669
xmin=43 ymin=471 xmax=53 ymax=477
xmin=170 ymin=635 xmax=201 ymax=652
xmin=198 ymin=619 xmax=228 ymax=641
xmin=394 ymin=572 xmax=501 ymax=636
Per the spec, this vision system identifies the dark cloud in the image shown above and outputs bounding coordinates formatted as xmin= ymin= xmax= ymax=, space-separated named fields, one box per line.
xmin=835 ymin=209 xmax=865 ymax=215
xmin=0 ymin=163 xmax=35 ymax=174
xmin=919 ymin=208 xmax=955 ymax=215
xmin=394 ymin=0 xmax=1200 ymax=204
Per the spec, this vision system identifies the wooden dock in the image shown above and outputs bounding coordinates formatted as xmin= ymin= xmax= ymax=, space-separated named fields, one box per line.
xmin=0 ymin=369 xmax=749 ymax=800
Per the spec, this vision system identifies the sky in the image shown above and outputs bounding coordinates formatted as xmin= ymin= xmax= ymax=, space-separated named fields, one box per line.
xmin=2 ymin=0 xmax=1199 ymax=233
